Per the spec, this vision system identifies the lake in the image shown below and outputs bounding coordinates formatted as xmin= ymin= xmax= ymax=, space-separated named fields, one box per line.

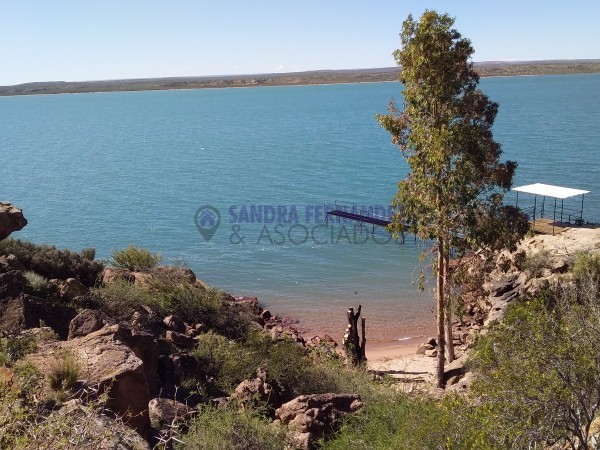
xmin=1 ymin=73 xmax=599 ymax=341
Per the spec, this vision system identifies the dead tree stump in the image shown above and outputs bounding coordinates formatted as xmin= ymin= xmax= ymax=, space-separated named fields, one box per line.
xmin=343 ymin=305 xmax=366 ymax=365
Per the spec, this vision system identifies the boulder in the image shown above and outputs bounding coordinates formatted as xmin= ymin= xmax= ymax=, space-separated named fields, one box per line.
xmin=0 ymin=294 xmax=76 ymax=339
xmin=57 ymin=277 xmax=88 ymax=302
xmin=0 ymin=202 xmax=27 ymax=241
xmin=114 ymin=324 xmax=161 ymax=395
xmin=27 ymin=399 xmax=151 ymax=449
xmin=416 ymin=343 xmax=435 ymax=355
xmin=26 ymin=326 xmax=151 ymax=436
xmin=275 ymin=393 xmax=363 ymax=449
xmin=0 ymin=254 xmax=26 ymax=273
xmin=233 ymin=296 xmax=260 ymax=315
xmin=232 ymin=367 xmax=289 ymax=410
xmin=0 ymin=270 xmax=24 ymax=300
xmin=148 ymin=397 xmax=191 ymax=429
xmin=165 ymin=330 xmax=195 ymax=349
xmin=101 ymin=267 xmax=136 ymax=284
xmin=68 ymin=309 xmax=113 ymax=340
xmin=163 ymin=314 xmax=186 ymax=333
xmin=424 ymin=348 xmax=438 ymax=357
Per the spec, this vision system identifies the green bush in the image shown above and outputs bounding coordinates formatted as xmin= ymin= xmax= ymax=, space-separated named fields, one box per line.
xmin=571 ymin=251 xmax=600 ymax=286
xmin=467 ymin=281 xmax=600 ymax=449
xmin=110 ymin=245 xmax=161 ymax=271
xmin=0 ymin=334 xmax=37 ymax=367
xmin=322 ymin=393 xmax=449 ymax=450
xmin=147 ymin=275 xmax=252 ymax=339
xmin=179 ymin=404 xmax=288 ymax=450
xmin=48 ymin=350 xmax=81 ymax=392
xmin=0 ymin=238 xmax=104 ymax=287
xmin=521 ymin=249 xmax=553 ymax=277
xmin=92 ymin=279 xmax=154 ymax=320
xmin=23 ymin=271 xmax=50 ymax=297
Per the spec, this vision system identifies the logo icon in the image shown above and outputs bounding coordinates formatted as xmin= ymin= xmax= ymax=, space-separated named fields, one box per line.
xmin=194 ymin=205 xmax=221 ymax=241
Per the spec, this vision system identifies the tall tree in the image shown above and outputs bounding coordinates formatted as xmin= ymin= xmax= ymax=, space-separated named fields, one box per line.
xmin=378 ymin=10 xmax=527 ymax=387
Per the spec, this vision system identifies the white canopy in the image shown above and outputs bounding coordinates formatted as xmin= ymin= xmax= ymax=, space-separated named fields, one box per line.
xmin=513 ymin=183 xmax=590 ymax=200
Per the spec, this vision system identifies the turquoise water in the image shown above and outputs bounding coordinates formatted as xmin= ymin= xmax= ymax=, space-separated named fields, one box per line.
xmin=1 ymin=74 xmax=599 ymax=341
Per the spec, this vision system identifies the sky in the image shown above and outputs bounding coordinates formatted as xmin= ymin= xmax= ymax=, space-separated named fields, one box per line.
xmin=1 ymin=0 xmax=599 ymax=86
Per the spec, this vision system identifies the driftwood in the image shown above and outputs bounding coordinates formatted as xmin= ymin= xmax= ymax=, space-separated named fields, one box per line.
xmin=343 ymin=305 xmax=366 ymax=365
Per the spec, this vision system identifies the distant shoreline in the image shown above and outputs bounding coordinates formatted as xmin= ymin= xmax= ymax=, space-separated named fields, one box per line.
xmin=1 ymin=59 xmax=599 ymax=97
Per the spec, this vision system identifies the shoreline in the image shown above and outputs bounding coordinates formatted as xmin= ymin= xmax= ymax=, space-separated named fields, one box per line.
xmin=2 ymin=60 xmax=599 ymax=97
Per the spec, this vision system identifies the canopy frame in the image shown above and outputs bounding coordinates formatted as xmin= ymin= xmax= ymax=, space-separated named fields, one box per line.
xmin=512 ymin=183 xmax=590 ymax=233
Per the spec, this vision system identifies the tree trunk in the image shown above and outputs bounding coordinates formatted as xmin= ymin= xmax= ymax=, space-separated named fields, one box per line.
xmin=445 ymin=251 xmax=455 ymax=363
xmin=343 ymin=305 xmax=367 ymax=365
xmin=436 ymin=240 xmax=446 ymax=388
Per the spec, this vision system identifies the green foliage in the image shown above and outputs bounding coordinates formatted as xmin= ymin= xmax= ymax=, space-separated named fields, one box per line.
xmin=468 ymin=278 xmax=600 ymax=449
xmin=110 ymin=245 xmax=161 ymax=271
xmin=521 ymin=249 xmax=553 ymax=277
xmin=147 ymin=274 xmax=252 ymax=339
xmin=377 ymin=10 xmax=527 ymax=386
xmin=193 ymin=330 xmax=379 ymax=403
xmin=180 ymin=404 xmax=288 ymax=450
xmin=80 ymin=247 xmax=96 ymax=261
xmin=571 ymin=251 xmax=600 ymax=286
xmin=48 ymin=350 xmax=81 ymax=392
xmin=23 ymin=271 xmax=50 ymax=297
xmin=0 ymin=238 xmax=104 ymax=287
xmin=0 ymin=334 xmax=37 ymax=367
xmin=92 ymin=279 xmax=154 ymax=320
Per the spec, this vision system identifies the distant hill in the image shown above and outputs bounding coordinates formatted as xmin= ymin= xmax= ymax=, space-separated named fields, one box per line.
xmin=1 ymin=60 xmax=599 ymax=96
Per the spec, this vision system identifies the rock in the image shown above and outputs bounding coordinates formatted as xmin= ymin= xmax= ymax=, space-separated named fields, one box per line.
xmin=165 ymin=330 xmax=195 ymax=349
xmin=444 ymin=354 xmax=467 ymax=386
xmin=232 ymin=367 xmax=289 ymax=409
xmin=158 ymin=354 xmax=177 ymax=385
xmin=57 ymin=278 xmax=88 ymax=302
xmin=68 ymin=309 xmax=113 ymax=340
xmin=101 ymin=267 xmax=135 ymax=284
xmin=0 ymin=202 xmax=27 ymax=241
xmin=27 ymin=400 xmax=151 ymax=449
xmin=416 ymin=343 xmax=435 ymax=355
xmin=489 ymin=273 xmax=518 ymax=297
xmin=233 ymin=296 xmax=260 ymax=315
xmin=424 ymin=348 xmax=438 ymax=357
xmin=0 ymin=294 xmax=76 ymax=339
xmin=0 ymin=254 xmax=25 ymax=273
xmin=260 ymin=309 xmax=272 ymax=321
xmin=163 ymin=314 xmax=186 ymax=333
xmin=26 ymin=326 xmax=150 ymax=436
xmin=551 ymin=259 xmax=569 ymax=274
xmin=0 ymin=270 xmax=24 ymax=300
xmin=148 ymin=397 xmax=190 ymax=429
xmin=115 ymin=324 xmax=161 ymax=395
xmin=275 ymin=393 xmax=363 ymax=449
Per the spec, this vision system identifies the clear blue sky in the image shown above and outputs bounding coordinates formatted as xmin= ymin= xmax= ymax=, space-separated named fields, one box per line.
xmin=1 ymin=0 xmax=599 ymax=85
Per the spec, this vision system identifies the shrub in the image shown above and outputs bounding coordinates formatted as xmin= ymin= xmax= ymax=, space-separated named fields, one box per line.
xmin=322 ymin=393 xmax=449 ymax=450
xmin=467 ymin=279 xmax=600 ymax=449
xmin=571 ymin=251 xmax=600 ymax=286
xmin=0 ymin=238 xmax=104 ymax=287
xmin=80 ymin=248 xmax=96 ymax=261
xmin=179 ymin=404 xmax=288 ymax=450
xmin=92 ymin=279 xmax=154 ymax=320
xmin=0 ymin=334 xmax=37 ymax=367
xmin=110 ymin=245 xmax=161 ymax=271
xmin=521 ymin=249 xmax=553 ymax=277
xmin=23 ymin=271 xmax=50 ymax=297
xmin=48 ymin=350 xmax=81 ymax=392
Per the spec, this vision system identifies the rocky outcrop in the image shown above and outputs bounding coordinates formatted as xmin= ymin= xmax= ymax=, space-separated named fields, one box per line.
xmin=68 ymin=308 xmax=114 ymax=340
xmin=0 ymin=293 xmax=76 ymax=339
xmin=275 ymin=393 xmax=363 ymax=449
xmin=148 ymin=398 xmax=191 ymax=429
xmin=0 ymin=202 xmax=27 ymax=241
xmin=232 ymin=367 xmax=290 ymax=410
xmin=26 ymin=326 xmax=151 ymax=437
